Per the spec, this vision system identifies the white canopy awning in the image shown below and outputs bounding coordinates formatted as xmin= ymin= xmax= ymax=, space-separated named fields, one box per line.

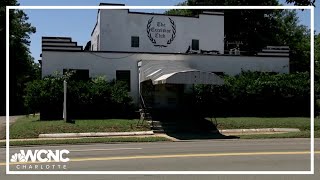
xmin=140 ymin=61 xmax=224 ymax=85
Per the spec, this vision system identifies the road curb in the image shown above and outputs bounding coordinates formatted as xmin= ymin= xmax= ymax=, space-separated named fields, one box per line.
xmin=217 ymin=128 xmax=300 ymax=134
xmin=38 ymin=131 xmax=154 ymax=138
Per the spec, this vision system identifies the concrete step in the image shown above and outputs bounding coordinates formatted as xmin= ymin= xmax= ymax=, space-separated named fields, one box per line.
xmin=153 ymin=130 xmax=165 ymax=133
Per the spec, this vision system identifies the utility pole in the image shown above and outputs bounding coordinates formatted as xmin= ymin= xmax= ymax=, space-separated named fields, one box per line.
xmin=63 ymin=80 xmax=67 ymax=122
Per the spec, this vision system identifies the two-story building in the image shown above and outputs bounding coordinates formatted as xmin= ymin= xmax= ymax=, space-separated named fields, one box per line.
xmin=41 ymin=3 xmax=289 ymax=109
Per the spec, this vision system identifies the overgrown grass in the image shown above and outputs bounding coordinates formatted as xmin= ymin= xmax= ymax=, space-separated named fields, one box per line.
xmin=9 ymin=115 xmax=150 ymax=139
xmin=0 ymin=136 xmax=170 ymax=146
xmin=212 ymin=117 xmax=319 ymax=131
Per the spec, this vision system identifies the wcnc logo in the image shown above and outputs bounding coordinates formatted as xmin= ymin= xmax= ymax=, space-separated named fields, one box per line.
xmin=11 ymin=149 xmax=70 ymax=163
xmin=10 ymin=149 xmax=70 ymax=170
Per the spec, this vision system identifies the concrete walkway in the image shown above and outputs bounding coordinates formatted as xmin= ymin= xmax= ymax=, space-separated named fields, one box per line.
xmin=0 ymin=116 xmax=21 ymax=140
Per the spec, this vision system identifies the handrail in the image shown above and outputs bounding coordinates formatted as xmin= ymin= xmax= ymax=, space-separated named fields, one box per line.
xmin=140 ymin=93 xmax=147 ymax=109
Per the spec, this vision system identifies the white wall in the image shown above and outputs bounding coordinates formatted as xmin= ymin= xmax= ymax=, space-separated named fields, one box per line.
xmin=94 ymin=9 xmax=224 ymax=53
xmin=42 ymin=51 xmax=289 ymax=104
xmin=91 ymin=11 xmax=100 ymax=51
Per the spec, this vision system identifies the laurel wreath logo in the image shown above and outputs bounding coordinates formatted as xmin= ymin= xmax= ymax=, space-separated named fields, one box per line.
xmin=146 ymin=16 xmax=176 ymax=48
xmin=167 ymin=17 xmax=176 ymax=45
xmin=146 ymin=17 xmax=156 ymax=44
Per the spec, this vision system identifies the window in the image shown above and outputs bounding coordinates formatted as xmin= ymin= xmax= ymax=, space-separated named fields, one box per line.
xmin=63 ymin=69 xmax=89 ymax=81
xmin=192 ymin=39 xmax=199 ymax=50
xmin=116 ymin=70 xmax=131 ymax=91
xmin=131 ymin=36 xmax=139 ymax=47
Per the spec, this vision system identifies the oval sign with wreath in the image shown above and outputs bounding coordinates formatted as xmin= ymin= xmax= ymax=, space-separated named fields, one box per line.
xmin=146 ymin=16 xmax=176 ymax=47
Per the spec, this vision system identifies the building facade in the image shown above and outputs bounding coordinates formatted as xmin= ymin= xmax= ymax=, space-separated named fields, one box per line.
xmin=41 ymin=3 xmax=290 ymax=108
xmin=91 ymin=3 xmax=224 ymax=53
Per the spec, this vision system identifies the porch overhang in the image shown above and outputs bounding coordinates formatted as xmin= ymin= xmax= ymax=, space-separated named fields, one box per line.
xmin=140 ymin=60 xmax=224 ymax=85
xmin=153 ymin=70 xmax=224 ymax=85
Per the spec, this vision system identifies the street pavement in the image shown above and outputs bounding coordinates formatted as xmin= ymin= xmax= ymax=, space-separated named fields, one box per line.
xmin=0 ymin=138 xmax=319 ymax=179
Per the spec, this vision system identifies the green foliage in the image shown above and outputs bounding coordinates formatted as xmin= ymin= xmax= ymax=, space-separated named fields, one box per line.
xmin=285 ymin=0 xmax=315 ymax=6
xmin=192 ymin=71 xmax=310 ymax=117
xmin=315 ymin=34 xmax=320 ymax=114
xmin=1 ymin=0 xmax=39 ymax=115
xmin=165 ymin=1 xmax=193 ymax=16
xmin=24 ymin=75 xmax=134 ymax=120
xmin=166 ymin=0 xmax=310 ymax=72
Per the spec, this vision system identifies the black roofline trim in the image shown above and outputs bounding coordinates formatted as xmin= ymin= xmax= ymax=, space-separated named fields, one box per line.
xmin=43 ymin=49 xmax=83 ymax=52
xmin=201 ymin=12 xmax=224 ymax=16
xmin=99 ymin=3 xmax=125 ymax=6
xmin=261 ymin=51 xmax=290 ymax=53
xmin=127 ymin=11 xmax=199 ymax=18
xmin=91 ymin=21 xmax=98 ymax=36
xmin=257 ymin=55 xmax=289 ymax=57
xmin=42 ymin=41 xmax=77 ymax=46
xmin=125 ymin=10 xmax=223 ymax=18
xmin=128 ymin=11 xmax=224 ymax=17
xmin=42 ymin=50 xmax=288 ymax=58
xmin=42 ymin=37 xmax=72 ymax=40
xmin=43 ymin=46 xmax=83 ymax=51
xmin=43 ymin=45 xmax=82 ymax=48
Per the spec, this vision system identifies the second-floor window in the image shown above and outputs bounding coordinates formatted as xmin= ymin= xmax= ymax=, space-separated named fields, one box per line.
xmin=192 ymin=39 xmax=199 ymax=50
xmin=131 ymin=36 xmax=139 ymax=48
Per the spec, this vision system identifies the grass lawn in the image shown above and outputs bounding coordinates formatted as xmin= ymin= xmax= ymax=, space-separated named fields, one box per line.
xmin=212 ymin=117 xmax=320 ymax=138
xmin=212 ymin=117 xmax=319 ymax=131
xmin=9 ymin=116 xmax=319 ymax=140
xmin=9 ymin=115 xmax=150 ymax=139
xmin=239 ymin=130 xmax=320 ymax=139
xmin=0 ymin=137 xmax=170 ymax=147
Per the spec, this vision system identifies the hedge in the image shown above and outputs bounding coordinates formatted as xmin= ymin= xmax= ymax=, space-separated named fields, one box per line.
xmin=192 ymin=71 xmax=310 ymax=117
xmin=24 ymin=75 xmax=134 ymax=120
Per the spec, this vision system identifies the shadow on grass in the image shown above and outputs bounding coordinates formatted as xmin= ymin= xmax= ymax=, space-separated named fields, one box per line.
xmin=152 ymin=112 xmax=239 ymax=140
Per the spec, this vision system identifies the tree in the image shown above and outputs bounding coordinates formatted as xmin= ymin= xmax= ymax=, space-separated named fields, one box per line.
xmin=0 ymin=0 xmax=38 ymax=115
xmin=286 ymin=0 xmax=315 ymax=6
xmin=315 ymin=33 xmax=320 ymax=114
xmin=166 ymin=0 xmax=310 ymax=72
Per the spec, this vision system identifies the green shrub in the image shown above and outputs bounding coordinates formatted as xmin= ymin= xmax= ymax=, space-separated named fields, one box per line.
xmin=193 ymin=71 xmax=310 ymax=117
xmin=24 ymin=75 xmax=134 ymax=120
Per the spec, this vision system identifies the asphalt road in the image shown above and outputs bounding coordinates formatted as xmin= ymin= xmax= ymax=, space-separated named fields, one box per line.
xmin=0 ymin=138 xmax=319 ymax=180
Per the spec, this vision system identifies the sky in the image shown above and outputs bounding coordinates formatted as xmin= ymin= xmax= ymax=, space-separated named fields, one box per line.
xmin=17 ymin=0 xmax=319 ymax=62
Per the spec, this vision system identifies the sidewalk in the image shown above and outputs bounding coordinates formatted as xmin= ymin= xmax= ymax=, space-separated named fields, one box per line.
xmin=0 ymin=116 xmax=22 ymax=139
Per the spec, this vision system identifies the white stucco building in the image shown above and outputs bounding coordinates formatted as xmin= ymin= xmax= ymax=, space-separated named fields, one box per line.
xmin=41 ymin=3 xmax=289 ymax=108
xmin=91 ymin=3 xmax=224 ymax=54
